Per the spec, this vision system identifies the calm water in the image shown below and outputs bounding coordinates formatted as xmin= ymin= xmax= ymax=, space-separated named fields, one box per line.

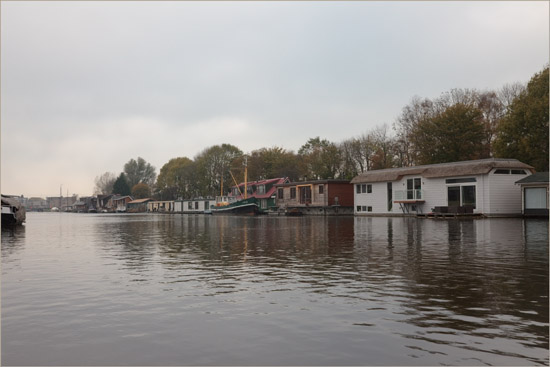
xmin=1 ymin=213 xmax=548 ymax=366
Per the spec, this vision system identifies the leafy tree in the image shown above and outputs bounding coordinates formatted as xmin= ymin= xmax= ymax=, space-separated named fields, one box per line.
xmin=113 ymin=173 xmax=131 ymax=196
xmin=194 ymin=144 xmax=243 ymax=196
xmin=411 ymin=103 xmax=486 ymax=164
xmin=247 ymin=147 xmax=304 ymax=181
xmin=298 ymin=137 xmax=341 ymax=179
xmin=93 ymin=172 xmax=116 ymax=195
xmin=124 ymin=157 xmax=157 ymax=188
xmin=393 ymin=96 xmax=436 ymax=166
xmin=156 ymin=157 xmax=195 ymax=200
xmin=131 ymin=183 xmax=151 ymax=199
xmin=494 ymin=67 xmax=549 ymax=172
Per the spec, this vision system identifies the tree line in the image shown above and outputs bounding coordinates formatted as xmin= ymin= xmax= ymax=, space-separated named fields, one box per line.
xmin=94 ymin=66 xmax=548 ymax=200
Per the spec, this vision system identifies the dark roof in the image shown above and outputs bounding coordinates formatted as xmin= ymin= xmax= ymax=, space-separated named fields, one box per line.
xmin=516 ymin=172 xmax=549 ymax=184
xmin=351 ymin=158 xmax=534 ymax=184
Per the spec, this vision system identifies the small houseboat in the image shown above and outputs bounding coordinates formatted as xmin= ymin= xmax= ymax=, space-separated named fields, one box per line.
xmin=274 ymin=179 xmax=354 ymax=216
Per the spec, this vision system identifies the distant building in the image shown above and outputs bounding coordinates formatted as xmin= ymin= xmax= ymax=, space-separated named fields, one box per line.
xmin=47 ymin=195 xmax=77 ymax=209
xmin=26 ymin=197 xmax=49 ymax=211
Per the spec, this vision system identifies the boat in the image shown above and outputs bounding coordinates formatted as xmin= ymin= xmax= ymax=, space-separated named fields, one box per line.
xmin=211 ymin=197 xmax=260 ymax=215
xmin=2 ymin=195 xmax=26 ymax=227
xmin=211 ymin=157 xmax=289 ymax=215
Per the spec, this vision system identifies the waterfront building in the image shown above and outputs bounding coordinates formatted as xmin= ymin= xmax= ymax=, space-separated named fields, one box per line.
xmin=112 ymin=195 xmax=133 ymax=212
xmin=351 ymin=158 xmax=534 ymax=217
xmin=274 ymin=179 xmax=354 ymax=215
xmin=146 ymin=200 xmax=173 ymax=212
xmin=127 ymin=198 xmax=152 ymax=213
xmin=174 ymin=197 xmax=215 ymax=214
xmin=515 ymin=172 xmax=549 ymax=217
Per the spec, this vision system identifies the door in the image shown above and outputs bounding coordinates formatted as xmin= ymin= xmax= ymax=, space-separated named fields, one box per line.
xmin=299 ymin=186 xmax=312 ymax=204
xmin=448 ymin=186 xmax=460 ymax=207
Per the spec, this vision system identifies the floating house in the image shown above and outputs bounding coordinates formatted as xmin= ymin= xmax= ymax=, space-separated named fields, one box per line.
xmin=174 ymin=197 xmax=215 ymax=214
xmin=274 ymin=179 xmax=354 ymax=215
xmin=112 ymin=195 xmax=133 ymax=212
xmin=127 ymin=198 xmax=152 ymax=213
xmin=350 ymin=158 xmax=534 ymax=217
xmin=515 ymin=172 xmax=549 ymax=217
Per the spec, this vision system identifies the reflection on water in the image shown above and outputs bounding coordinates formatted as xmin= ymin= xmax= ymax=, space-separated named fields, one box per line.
xmin=2 ymin=213 xmax=548 ymax=366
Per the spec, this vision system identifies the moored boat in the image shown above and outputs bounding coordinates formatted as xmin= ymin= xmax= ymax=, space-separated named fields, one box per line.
xmin=210 ymin=197 xmax=260 ymax=215
xmin=1 ymin=195 xmax=26 ymax=227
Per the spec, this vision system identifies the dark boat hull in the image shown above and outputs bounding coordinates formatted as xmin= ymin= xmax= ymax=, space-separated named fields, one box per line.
xmin=211 ymin=198 xmax=260 ymax=216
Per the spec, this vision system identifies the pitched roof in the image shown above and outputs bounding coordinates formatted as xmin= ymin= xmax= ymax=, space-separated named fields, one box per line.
xmin=516 ymin=172 xmax=549 ymax=184
xmin=351 ymin=158 xmax=534 ymax=184
xmin=128 ymin=198 xmax=152 ymax=204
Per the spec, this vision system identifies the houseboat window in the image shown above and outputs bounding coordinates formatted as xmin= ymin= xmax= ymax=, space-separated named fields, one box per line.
xmin=367 ymin=206 xmax=372 ymax=212
xmin=462 ymin=186 xmax=476 ymax=207
xmin=261 ymin=199 xmax=267 ymax=209
xmin=525 ymin=187 xmax=548 ymax=209
xmin=356 ymin=185 xmax=361 ymax=194
xmin=446 ymin=178 xmax=476 ymax=184
xmin=290 ymin=187 xmax=296 ymax=199
xmin=362 ymin=206 xmax=367 ymax=212
xmin=361 ymin=184 xmax=367 ymax=193
xmin=247 ymin=186 xmax=254 ymax=195
xmin=204 ymin=201 xmax=209 ymax=209
xmin=278 ymin=188 xmax=284 ymax=199
xmin=511 ymin=170 xmax=526 ymax=175
xmin=319 ymin=185 xmax=324 ymax=194
xmin=407 ymin=178 xmax=421 ymax=200
xmin=356 ymin=206 xmax=361 ymax=212
xmin=232 ymin=188 xmax=239 ymax=196
xmin=447 ymin=185 xmax=476 ymax=208
xmin=448 ymin=186 xmax=461 ymax=207
xmin=195 ymin=202 xmax=199 ymax=209
xmin=367 ymin=184 xmax=372 ymax=193
xmin=494 ymin=169 xmax=510 ymax=174
xmin=387 ymin=182 xmax=392 ymax=212
xmin=257 ymin=185 xmax=266 ymax=194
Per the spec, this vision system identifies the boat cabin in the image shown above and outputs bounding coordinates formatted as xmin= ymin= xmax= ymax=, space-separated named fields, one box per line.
xmin=226 ymin=177 xmax=289 ymax=212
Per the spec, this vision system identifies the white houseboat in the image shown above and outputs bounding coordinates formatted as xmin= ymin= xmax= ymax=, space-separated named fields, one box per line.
xmin=174 ymin=197 xmax=215 ymax=214
xmin=350 ymin=158 xmax=534 ymax=217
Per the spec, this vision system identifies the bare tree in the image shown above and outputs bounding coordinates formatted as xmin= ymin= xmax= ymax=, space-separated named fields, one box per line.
xmin=94 ymin=172 xmax=117 ymax=195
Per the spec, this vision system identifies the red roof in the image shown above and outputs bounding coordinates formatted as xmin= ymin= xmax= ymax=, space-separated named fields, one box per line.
xmin=230 ymin=177 xmax=288 ymax=199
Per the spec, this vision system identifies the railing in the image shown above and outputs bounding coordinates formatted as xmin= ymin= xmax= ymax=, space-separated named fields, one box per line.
xmin=394 ymin=189 xmax=424 ymax=201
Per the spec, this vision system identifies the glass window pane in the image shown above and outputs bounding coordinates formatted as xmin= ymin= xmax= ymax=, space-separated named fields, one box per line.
xmin=525 ymin=188 xmax=547 ymax=209
xmin=462 ymin=185 xmax=476 ymax=208
xmin=448 ymin=186 xmax=460 ymax=206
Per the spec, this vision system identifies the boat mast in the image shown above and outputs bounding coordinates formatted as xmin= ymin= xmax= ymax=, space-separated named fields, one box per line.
xmin=244 ymin=156 xmax=248 ymax=199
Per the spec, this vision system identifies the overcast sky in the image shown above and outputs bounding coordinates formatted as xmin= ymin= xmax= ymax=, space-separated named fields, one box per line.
xmin=1 ymin=1 xmax=548 ymax=198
